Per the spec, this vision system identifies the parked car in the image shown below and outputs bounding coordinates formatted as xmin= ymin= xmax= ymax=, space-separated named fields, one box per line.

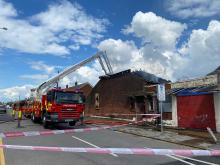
xmin=0 ymin=105 xmax=6 ymax=114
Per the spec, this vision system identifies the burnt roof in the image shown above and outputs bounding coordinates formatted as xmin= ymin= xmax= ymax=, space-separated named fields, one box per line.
xmin=133 ymin=71 xmax=169 ymax=84
xmin=100 ymin=69 xmax=131 ymax=79
xmin=100 ymin=69 xmax=170 ymax=84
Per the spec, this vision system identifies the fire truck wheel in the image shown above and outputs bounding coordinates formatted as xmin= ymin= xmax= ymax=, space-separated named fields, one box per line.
xmin=42 ymin=114 xmax=49 ymax=129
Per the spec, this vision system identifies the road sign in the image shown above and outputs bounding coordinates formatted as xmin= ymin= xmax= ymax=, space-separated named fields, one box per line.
xmin=157 ymin=84 xmax=166 ymax=101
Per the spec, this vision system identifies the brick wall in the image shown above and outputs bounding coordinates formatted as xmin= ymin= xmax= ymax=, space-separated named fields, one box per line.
xmin=86 ymin=72 xmax=153 ymax=116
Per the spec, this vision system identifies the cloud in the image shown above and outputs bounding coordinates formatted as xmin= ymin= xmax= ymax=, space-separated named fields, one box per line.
xmin=20 ymin=74 xmax=49 ymax=81
xmin=19 ymin=61 xmax=64 ymax=83
xmin=11 ymin=10 xmax=220 ymax=93
xmin=166 ymin=0 xmax=220 ymax=19
xmin=0 ymin=60 xmax=103 ymax=102
xmin=0 ymin=62 xmax=103 ymax=102
xmin=176 ymin=20 xmax=220 ymax=78
xmin=59 ymin=60 xmax=104 ymax=87
xmin=0 ymin=0 xmax=108 ymax=56
xmin=28 ymin=61 xmax=59 ymax=74
xmin=0 ymin=85 xmax=34 ymax=102
xmin=123 ymin=11 xmax=187 ymax=50
xmin=32 ymin=1 xmax=108 ymax=46
xmin=98 ymin=39 xmax=139 ymax=68
xmin=0 ymin=0 xmax=17 ymax=17
xmin=98 ymin=39 xmax=173 ymax=80
xmin=98 ymin=12 xmax=220 ymax=81
xmin=21 ymin=59 xmax=103 ymax=88
xmin=97 ymin=12 xmax=187 ymax=80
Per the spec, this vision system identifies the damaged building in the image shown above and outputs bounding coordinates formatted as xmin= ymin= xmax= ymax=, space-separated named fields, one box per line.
xmin=86 ymin=69 xmax=169 ymax=118
xmin=145 ymin=83 xmax=172 ymax=120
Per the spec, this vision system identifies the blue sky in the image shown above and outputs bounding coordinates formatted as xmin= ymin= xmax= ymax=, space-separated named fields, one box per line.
xmin=0 ymin=0 xmax=220 ymax=101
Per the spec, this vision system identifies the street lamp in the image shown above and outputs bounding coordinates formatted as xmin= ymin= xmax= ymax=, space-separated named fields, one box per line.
xmin=0 ymin=27 xmax=7 ymax=30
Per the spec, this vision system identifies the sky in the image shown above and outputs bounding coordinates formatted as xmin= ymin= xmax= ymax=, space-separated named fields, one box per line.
xmin=0 ymin=0 xmax=220 ymax=102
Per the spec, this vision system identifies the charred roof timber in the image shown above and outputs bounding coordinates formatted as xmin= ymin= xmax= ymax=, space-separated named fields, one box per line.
xmin=133 ymin=71 xmax=170 ymax=84
xmin=100 ymin=69 xmax=169 ymax=84
xmin=99 ymin=69 xmax=131 ymax=79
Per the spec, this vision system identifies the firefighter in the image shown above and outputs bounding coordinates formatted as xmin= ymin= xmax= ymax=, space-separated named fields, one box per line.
xmin=17 ymin=107 xmax=22 ymax=128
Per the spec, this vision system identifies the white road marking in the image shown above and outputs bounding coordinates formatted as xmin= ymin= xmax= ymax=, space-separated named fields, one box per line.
xmin=174 ymin=154 xmax=218 ymax=165
xmin=146 ymin=146 xmax=216 ymax=165
xmin=72 ymin=135 xmax=118 ymax=157
xmin=145 ymin=147 xmax=196 ymax=165
xmin=166 ymin=155 xmax=195 ymax=165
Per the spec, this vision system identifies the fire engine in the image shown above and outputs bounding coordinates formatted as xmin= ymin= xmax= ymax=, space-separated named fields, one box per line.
xmin=25 ymin=51 xmax=113 ymax=128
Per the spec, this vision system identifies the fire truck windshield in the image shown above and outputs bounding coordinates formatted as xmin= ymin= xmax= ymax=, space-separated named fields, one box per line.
xmin=55 ymin=92 xmax=84 ymax=104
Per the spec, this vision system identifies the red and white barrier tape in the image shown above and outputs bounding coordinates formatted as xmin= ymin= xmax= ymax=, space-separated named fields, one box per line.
xmin=0 ymin=124 xmax=125 ymax=139
xmin=0 ymin=115 xmax=155 ymax=139
xmin=90 ymin=114 xmax=161 ymax=116
xmin=89 ymin=115 xmax=160 ymax=122
xmin=0 ymin=118 xmax=147 ymax=139
xmin=0 ymin=144 xmax=220 ymax=156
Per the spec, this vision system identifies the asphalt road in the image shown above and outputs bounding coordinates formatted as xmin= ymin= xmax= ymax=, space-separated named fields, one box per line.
xmin=0 ymin=113 xmax=13 ymax=123
xmin=1 ymin=114 xmax=220 ymax=165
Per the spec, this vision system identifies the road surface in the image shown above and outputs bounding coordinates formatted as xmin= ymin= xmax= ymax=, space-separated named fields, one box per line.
xmin=0 ymin=114 xmax=220 ymax=165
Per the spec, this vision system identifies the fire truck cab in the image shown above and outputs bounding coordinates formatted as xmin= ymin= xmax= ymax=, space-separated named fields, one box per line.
xmin=32 ymin=88 xmax=85 ymax=128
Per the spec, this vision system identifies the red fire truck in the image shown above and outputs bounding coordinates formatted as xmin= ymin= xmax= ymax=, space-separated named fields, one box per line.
xmin=31 ymin=88 xmax=85 ymax=128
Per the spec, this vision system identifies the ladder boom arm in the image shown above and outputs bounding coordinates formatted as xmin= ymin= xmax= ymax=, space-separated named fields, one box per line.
xmin=35 ymin=51 xmax=113 ymax=96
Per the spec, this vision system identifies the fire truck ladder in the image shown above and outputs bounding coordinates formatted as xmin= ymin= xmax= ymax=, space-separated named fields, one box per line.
xmin=33 ymin=51 xmax=113 ymax=98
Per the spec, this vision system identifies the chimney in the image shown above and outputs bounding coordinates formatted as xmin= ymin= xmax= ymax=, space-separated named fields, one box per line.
xmin=66 ymin=85 xmax=68 ymax=89
xmin=75 ymin=81 xmax=78 ymax=86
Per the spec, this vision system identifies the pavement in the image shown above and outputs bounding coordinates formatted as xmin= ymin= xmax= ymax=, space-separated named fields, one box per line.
xmin=0 ymin=113 xmax=220 ymax=164
xmin=114 ymin=126 xmax=217 ymax=149
xmin=86 ymin=117 xmax=220 ymax=149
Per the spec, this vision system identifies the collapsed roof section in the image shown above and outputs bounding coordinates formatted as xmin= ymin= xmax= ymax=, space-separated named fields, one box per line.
xmin=133 ymin=70 xmax=169 ymax=84
xmin=100 ymin=69 xmax=170 ymax=84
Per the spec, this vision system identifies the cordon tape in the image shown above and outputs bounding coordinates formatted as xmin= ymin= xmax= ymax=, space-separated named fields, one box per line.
xmin=90 ymin=114 xmax=160 ymax=116
xmin=0 ymin=125 xmax=124 ymax=138
xmin=0 ymin=119 xmax=147 ymax=139
xmin=0 ymin=145 xmax=220 ymax=156
xmin=0 ymin=115 xmax=158 ymax=139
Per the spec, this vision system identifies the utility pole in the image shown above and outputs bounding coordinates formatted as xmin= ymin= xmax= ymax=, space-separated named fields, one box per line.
xmin=160 ymin=101 xmax=163 ymax=132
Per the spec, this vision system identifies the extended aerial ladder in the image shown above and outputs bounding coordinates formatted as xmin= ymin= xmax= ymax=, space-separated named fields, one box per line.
xmin=31 ymin=51 xmax=113 ymax=100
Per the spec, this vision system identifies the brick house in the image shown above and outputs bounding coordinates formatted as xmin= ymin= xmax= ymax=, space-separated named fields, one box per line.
xmin=86 ymin=69 xmax=169 ymax=118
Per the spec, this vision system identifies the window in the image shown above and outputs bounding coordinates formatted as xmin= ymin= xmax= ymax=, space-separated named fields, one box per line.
xmin=95 ymin=93 xmax=100 ymax=109
xmin=55 ymin=92 xmax=84 ymax=104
